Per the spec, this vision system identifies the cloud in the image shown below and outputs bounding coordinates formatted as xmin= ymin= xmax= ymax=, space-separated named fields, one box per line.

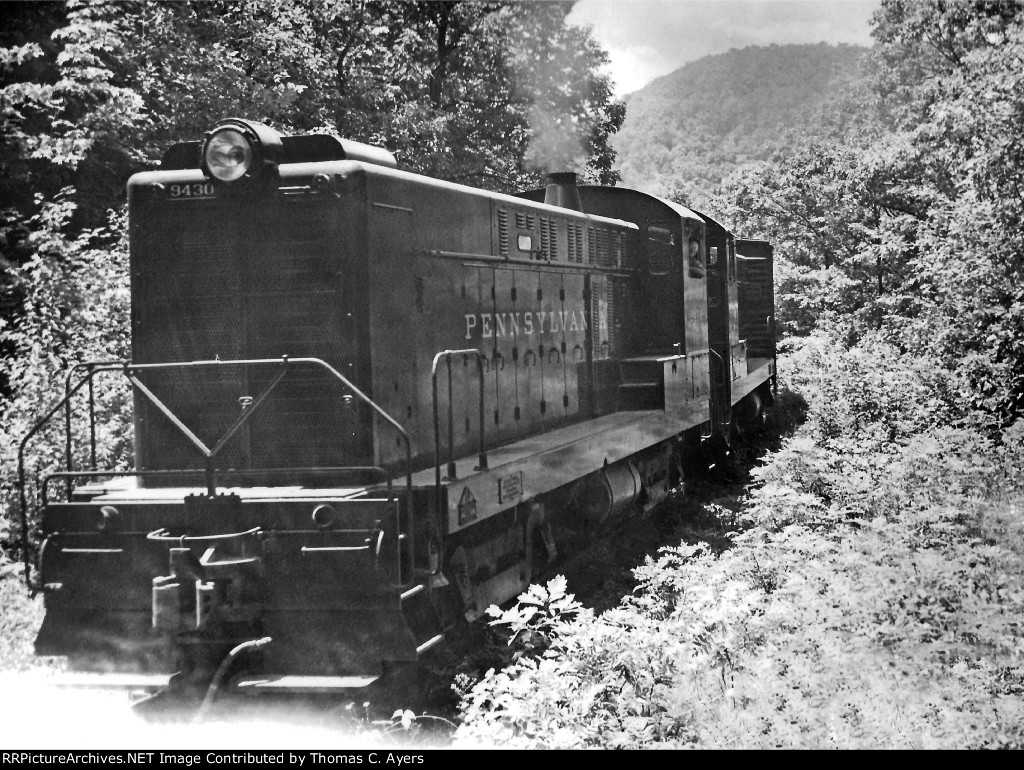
xmin=569 ymin=0 xmax=879 ymax=95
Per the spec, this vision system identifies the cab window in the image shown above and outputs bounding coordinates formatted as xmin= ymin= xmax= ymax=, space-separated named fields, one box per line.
xmin=687 ymin=234 xmax=705 ymax=278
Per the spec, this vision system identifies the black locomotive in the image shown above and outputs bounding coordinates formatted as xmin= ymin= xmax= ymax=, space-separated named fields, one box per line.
xmin=19 ymin=118 xmax=775 ymax=699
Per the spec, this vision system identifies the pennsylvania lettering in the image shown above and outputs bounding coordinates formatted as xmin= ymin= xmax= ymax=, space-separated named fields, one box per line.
xmin=464 ymin=306 xmax=601 ymax=340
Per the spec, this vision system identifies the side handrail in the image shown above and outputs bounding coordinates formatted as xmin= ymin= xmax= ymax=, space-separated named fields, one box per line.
xmin=431 ymin=349 xmax=488 ymax=576
xmin=63 ymin=359 xmax=122 ymax=497
xmin=18 ymin=369 xmax=106 ymax=589
xmin=18 ymin=356 xmax=414 ymax=589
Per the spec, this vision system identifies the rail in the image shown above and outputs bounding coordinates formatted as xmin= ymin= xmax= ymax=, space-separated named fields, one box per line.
xmin=17 ymin=356 xmax=414 ymax=589
xmin=431 ymin=349 xmax=488 ymax=575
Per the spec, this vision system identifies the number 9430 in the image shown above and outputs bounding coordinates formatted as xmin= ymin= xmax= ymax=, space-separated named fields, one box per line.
xmin=169 ymin=182 xmax=215 ymax=198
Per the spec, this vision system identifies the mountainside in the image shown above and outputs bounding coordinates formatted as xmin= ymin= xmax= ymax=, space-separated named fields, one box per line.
xmin=613 ymin=43 xmax=869 ymax=201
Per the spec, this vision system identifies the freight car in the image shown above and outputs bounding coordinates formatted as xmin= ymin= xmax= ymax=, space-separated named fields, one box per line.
xmin=18 ymin=118 xmax=775 ymax=701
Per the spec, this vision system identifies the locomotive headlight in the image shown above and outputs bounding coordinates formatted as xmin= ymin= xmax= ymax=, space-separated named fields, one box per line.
xmin=201 ymin=119 xmax=283 ymax=185
xmin=204 ymin=128 xmax=252 ymax=182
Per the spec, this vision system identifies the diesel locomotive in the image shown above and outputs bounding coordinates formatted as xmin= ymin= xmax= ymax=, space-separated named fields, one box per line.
xmin=18 ymin=118 xmax=776 ymax=700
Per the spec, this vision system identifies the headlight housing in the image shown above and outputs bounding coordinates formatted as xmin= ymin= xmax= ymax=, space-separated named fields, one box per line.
xmin=201 ymin=119 xmax=283 ymax=185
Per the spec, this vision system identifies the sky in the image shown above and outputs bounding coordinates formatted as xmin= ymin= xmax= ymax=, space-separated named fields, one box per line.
xmin=567 ymin=0 xmax=881 ymax=96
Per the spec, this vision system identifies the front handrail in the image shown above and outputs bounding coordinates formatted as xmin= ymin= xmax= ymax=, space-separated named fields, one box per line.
xmin=18 ymin=356 xmax=415 ymax=589
xmin=63 ymin=359 xmax=122 ymax=497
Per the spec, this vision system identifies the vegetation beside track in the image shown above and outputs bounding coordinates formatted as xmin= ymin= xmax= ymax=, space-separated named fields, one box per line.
xmin=453 ymin=337 xmax=1024 ymax=749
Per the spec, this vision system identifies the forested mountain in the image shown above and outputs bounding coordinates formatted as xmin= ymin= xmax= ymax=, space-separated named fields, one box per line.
xmin=613 ymin=42 xmax=868 ymax=201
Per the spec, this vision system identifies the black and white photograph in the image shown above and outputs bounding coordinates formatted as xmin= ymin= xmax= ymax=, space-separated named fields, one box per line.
xmin=0 ymin=0 xmax=1022 ymax=751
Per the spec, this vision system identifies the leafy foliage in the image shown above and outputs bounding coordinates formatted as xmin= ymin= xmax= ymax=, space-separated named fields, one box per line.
xmin=713 ymin=1 xmax=1024 ymax=425
xmin=455 ymin=340 xmax=1024 ymax=749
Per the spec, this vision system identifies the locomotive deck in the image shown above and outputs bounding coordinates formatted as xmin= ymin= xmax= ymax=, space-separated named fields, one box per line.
xmin=420 ymin=402 xmax=709 ymax=533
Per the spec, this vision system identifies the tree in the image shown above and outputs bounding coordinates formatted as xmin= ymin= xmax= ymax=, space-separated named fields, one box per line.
xmin=709 ymin=1 xmax=1024 ymax=424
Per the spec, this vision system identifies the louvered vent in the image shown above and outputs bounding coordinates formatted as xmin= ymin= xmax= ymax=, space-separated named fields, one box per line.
xmin=595 ymin=229 xmax=610 ymax=267
xmin=498 ymin=208 xmax=509 ymax=256
xmin=586 ymin=227 xmax=613 ymax=267
xmin=568 ymin=223 xmax=583 ymax=262
xmin=515 ymin=211 xmax=535 ymax=230
xmin=539 ymin=217 xmax=558 ymax=259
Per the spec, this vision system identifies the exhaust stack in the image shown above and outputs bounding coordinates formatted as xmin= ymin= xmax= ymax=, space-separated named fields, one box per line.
xmin=543 ymin=172 xmax=584 ymax=212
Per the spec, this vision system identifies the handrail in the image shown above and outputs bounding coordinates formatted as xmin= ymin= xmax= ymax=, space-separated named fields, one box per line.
xmin=18 ymin=355 xmax=415 ymax=589
xmin=122 ymin=361 xmax=291 ymax=495
xmin=63 ymin=359 xmax=122 ymax=497
xmin=18 ymin=371 xmax=100 ymax=588
xmin=431 ymin=349 xmax=488 ymax=576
